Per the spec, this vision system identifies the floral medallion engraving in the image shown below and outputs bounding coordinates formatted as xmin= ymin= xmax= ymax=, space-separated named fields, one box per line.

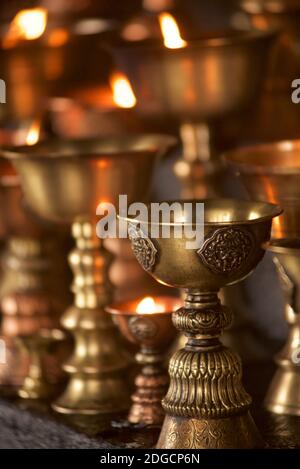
xmin=129 ymin=316 xmax=158 ymax=340
xmin=197 ymin=227 xmax=254 ymax=275
xmin=128 ymin=223 xmax=158 ymax=272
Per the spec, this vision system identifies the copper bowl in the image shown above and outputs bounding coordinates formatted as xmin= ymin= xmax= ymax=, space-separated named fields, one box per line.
xmin=225 ymin=139 xmax=300 ymax=238
xmin=107 ymin=296 xmax=179 ymax=349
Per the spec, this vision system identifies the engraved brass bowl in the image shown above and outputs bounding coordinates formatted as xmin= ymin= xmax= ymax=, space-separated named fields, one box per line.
xmin=225 ymin=139 xmax=300 ymax=238
xmin=121 ymin=198 xmax=282 ymax=290
xmin=120 ymin=198 xmax=281 ymax=448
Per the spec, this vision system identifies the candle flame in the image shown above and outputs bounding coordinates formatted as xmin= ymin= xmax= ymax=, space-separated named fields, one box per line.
xmin=136 ymin=296 xmax=165 ymax=314
xmin=110 ymin=72 xmax=137 ymax=109
xmin=26 ymin=120 xmax=41 ymax=146
xmin=3 ymin=8 xmax=48 ymax=48
xmin=158 ymin=12 xmax=187 ymax=49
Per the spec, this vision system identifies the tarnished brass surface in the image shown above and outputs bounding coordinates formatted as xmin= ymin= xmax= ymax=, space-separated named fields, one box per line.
xmin=225 ymin=139 xmax=300 ymax=239
xmin=122 ymin=199 xmax=281 ymax=448
xmin=5 ymin=135 xmax=174 ymax=415
xmin=264 ymin=239 xmax=300 ymax=416
xmin=107 ymin=296 xmax=178 ymax=426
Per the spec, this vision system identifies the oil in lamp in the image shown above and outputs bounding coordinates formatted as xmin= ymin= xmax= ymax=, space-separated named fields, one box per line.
xmin=225 ymin=141 xmax=300 ymax=415
xmin=113 ymin=12 xmax=275 ymax=198
xmin=4 ymin=134 xmax=175 ymax=415
xmin=107 ymin=295 xmax=179 ymax=426
xmin=121 ymin=198 xmax=281 ymax=448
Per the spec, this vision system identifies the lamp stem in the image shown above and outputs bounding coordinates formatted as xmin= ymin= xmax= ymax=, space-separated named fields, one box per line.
xmin=52 ymin=218 xmax=130 ymax=415
xmin=157 ymin=289 xmax=263 ymax=448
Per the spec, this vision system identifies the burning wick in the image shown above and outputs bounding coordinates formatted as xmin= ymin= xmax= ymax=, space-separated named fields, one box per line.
xmin=109 ymin=72 xmax=137 ymax=109
xmin=136 ymin=297 xmax=165 ymax=314
xmin=26 ymin=120 xmax=41 ymax=146
xmin=3 ymin=8 xmax=48 ymax=48
xmin=158 ymin=12 xmax=187 ymax=49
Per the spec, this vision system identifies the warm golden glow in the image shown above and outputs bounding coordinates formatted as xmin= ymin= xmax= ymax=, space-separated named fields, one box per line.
xmin=3 ymin=8 xmax=47 ymax=48
xmin=110 ymin=72 xmax=137 ymax=109
xmin=136 ymin=297 xmax=165 ymax=314
xmin=47 ymin=28 xmax=69 ymax=47
xmin=26 ymin=120 xmax=41 ymax=146
xmin=158 ymin=12 xmax=187 ymax=49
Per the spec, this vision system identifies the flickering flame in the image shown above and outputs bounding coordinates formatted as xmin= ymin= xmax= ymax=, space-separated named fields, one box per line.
xmin=110 ymin=73 xmax=137 ymax=108
xmin=3 ymin=8 xmax=48 ymax=48
xmin=26 ymin=120 xmax=41 ymax=146
xmin=158 ymin=12 xmax=187 ymax=49
xmin=136 ymin=297 xmax=165 ymax=314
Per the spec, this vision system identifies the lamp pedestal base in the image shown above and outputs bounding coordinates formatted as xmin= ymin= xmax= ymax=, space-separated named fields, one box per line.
xmin=52 ymin=220 xmax=130 ymax=416
xmin=157 ymin=412 xmax=263 ymax=449
xmin=128 ymin=348 xmax=168 ymax=426
xmin=157 ymin=291 xmax=263 ymax=449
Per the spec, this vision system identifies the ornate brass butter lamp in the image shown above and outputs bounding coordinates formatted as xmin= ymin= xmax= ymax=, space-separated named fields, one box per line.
xmin=4 ymin=135 xmax=175 ymax=415
xmin=225 ymin=140 xmax=300 ymax=415
xmin=107 ymin=295 xmax=179 ymax=426
xmin=264 ymin=239 xmax=300 ymax=415
xmin=114 ymin=27 xmax=275 ymax=197
xmin=0 ymin=159 xmax=67 ymax=398
xmin=120 ymin=198 xmax=281 ymax=448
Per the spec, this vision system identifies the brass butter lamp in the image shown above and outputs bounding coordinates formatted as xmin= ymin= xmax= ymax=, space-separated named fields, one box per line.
xmin=107 ymin=295 xmax=179 ymax=426
xmin=4 ymin=135 xmax=175 ymax=415
xmin=121 ymin=198 xmax=281 ymax=448
xmin=114 ymin=25 xmax=275 ymax=198
xmin=0 ymin=158 xmax=68 ymax=398
xmin=264 ymin=239 xmax=300 ymax=415
xmin=225 ymin=140 xmax=300 ymax=415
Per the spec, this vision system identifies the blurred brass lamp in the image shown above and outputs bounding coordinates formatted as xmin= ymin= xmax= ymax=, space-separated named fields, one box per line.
xmin=120 ymin=198 xmax=281 ymax=448
xmin=114 ymin=24 xmax=275 ymax=198
xmin=225 ymin=140 xmax=300 ymax=415
xmin=264 ymin=239 xmax=300 ymax=415
xmin=4 ymin=135 xmax=175 ymax=415
xmin=107 ymin=295 xmax=179 ymax=426
xmin=0 ymin=158 xmax=67 ymax=398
